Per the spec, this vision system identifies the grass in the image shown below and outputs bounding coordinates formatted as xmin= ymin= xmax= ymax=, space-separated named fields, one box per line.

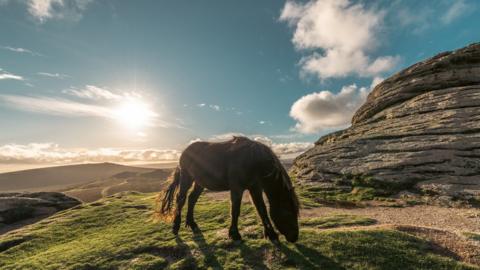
xmin=300 ymin=214 xmax=376 ymax=229
xmin=293 ymin=172 xmax=426 ymax=209
xmin=464 ymin=232 xmax=480 ymax=243
xmin=296 ymin=185 xmax=382 ymax=208
xmin=0 ymin=192 xmax=477 ymax=270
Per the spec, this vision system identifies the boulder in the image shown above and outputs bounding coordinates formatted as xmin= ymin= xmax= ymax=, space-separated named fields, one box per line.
xmin=291 ymin=43 xmax=480 ymax=201
xmin=0 ymin=192 xmax=80 ymax=228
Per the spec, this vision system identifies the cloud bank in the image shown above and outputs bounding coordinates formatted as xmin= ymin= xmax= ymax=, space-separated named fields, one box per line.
xmin=195 ymin=133 xmax=313 ymax=159
xmin=0 ymin=143 xmax=180 ymax=165
xmin=280 ymin=0 xmax=399 ymax=80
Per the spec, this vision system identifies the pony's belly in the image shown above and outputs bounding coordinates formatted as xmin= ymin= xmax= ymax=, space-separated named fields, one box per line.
xmin=194 ymin=177 xmax=229 ymax=191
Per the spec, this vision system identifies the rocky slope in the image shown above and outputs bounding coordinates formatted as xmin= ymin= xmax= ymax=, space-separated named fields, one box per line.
xmin=0 ymin=192 xmax=80 ymax=234
xmin=291 ymin=43 xmax=480 ymax=202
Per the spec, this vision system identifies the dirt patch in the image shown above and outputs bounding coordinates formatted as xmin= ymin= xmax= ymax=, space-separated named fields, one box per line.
xmin=395 ymin=225 xmax=480 ymax=266
xmin=302 ymin=205 xmax=480 ymax=234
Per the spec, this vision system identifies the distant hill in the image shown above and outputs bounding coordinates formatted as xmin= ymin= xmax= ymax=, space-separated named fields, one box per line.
xmin=62 ymin=168 xmax=173 ymax=202
xmin=0 ymin=163 xmax=154 ymax=192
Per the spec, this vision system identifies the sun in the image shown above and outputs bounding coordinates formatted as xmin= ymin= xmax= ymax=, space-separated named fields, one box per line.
xmin=113 ymin=99 xmax=157 ymax=130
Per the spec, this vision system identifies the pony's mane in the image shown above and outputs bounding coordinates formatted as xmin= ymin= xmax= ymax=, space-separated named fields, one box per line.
xmin=247 ymin=137 xmax=300 ymax=216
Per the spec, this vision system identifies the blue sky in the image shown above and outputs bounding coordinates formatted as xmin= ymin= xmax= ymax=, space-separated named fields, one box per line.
xmin=0 ymin=0 xmax=479 ymax=170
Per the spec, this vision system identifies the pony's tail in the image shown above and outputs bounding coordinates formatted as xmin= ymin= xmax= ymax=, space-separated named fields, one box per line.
xmin=154 ymin=166 xmax=181 ymax=221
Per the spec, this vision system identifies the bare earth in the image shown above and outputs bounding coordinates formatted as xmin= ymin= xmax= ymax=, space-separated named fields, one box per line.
xmin=302 ymin=205 xmax=480 ymax=234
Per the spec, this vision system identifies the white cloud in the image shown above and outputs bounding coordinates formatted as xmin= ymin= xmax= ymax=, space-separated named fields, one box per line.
xmin=38 ymin=72 xmax=69 ymax=79
xmin=209 ymin=104 xmax=221 ymax=111
xmin=0 ymin=143 xmax=180 ymax=165
xmin=64 ymin=85 xmax=123 ymax=100
xmin=290 ymin=84 xmax=371 ymax=133
xmin=195 ymin=103 xmax=222 ymax=111
xmin=197 ymin=133 xmax=313 ymax=158
xmin=392 ymin=0 xmax=473 ymax=34
xmin=280 ymin=0 xmax=399 ymax=80
xmin=0 ymin=68 xmax=24 ymax=81
xmin=251 ymin=136 xmax=313 ymax=158
xmin=1 ymin=46 xmax=42 ymax=56
xmin=0 ymin=93 xmax=183 ymax=129
xmin=370 ymin=76 xmax=384 ymax=90
xmin=442 ymin=0 xmax=469 ymax=24
xmin=25 ymin=0 xmax=94 ymax=23
xmin=0 ymin=94 xmax=114 ymax=118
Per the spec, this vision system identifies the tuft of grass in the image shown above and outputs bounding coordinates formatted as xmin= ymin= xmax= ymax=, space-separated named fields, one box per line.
xmin=463 ymin=232 xmax=480 ymax=243
xmin=296 ymin=185 xmax=379 ymax=208
xmin=0 ymin=193 xmax=477 ymax=270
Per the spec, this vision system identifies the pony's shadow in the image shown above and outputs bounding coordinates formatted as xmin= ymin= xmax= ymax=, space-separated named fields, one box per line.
xmin=176 ymin=230 xmax=344 ymax=269
xmin=277 ymin=242 xmax=346 ymax=270
xmin=190 ymin=230 xmax=224 ymax=270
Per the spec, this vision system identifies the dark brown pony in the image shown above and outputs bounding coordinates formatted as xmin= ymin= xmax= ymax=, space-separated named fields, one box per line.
xmin=157 ymin=136 xmax=299 ymax=242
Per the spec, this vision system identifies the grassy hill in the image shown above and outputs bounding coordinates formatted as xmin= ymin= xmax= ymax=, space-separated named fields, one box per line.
xmin=0 ymin=163 xmax=155 ymax=192
xmin=0 ymin=192 xmax=477 ymax=270
xmin=62 ymin=169 xmax=173 ymax=202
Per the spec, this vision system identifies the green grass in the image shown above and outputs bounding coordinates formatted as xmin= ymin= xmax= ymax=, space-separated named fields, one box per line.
xmin=296 ymin=185 xmax=380 ymax=208
xmin=300 ymin=214 xmax=376 ymax=229
xmin=0 ymin=192 xmax=476 ymax=270
xmin=464 ymin=232 xmax=480 ymax=243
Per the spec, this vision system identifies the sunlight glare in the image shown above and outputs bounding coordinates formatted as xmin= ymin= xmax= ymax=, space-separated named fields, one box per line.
xmin=113 ymin=99 xmax=157 ymax=130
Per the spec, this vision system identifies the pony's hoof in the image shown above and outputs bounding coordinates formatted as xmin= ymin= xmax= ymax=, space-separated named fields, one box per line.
xmin=186 ymin=222 xmax=200 ymax=233
xmin=229 ymin=232 xmax=242 ymax=241
xmin=265 ymin=232 xmax=279 ymax=242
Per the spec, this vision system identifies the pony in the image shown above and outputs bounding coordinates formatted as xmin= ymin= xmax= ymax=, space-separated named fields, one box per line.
xmin=157 ymin=136 xmax=299 ymax=242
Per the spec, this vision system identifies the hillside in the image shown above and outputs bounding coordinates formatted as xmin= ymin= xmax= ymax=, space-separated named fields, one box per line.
xmin=0 ymin=192 xmax=478 ymax=269
xmin=61 ymin=169 xmax=173 ymax=202
xmin=0 ymin=163 xmax=155 ymax=192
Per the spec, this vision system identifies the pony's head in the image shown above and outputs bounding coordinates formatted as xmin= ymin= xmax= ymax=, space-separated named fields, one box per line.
xmin=267 ymin=163 xmax=299 ymax=243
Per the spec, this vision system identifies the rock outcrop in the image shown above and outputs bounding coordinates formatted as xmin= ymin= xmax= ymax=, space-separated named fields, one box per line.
xmin=291 ymin=43 xmax=480 ymax=201
xmin=0 ymin=192 xmax=80 ymax=233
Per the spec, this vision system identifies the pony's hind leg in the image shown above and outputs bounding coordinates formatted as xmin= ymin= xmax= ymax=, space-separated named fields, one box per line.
xmin=172 ymin=170 xmax=193 ymax=235
xmin=185 ymin=183 xmax=204 ymax=232
xmin=249 ymin=185 xmax=278 ymax=242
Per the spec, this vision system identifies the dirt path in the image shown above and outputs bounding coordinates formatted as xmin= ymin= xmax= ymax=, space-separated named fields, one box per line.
xmin=301 ymin=205 xmax=480 ymax=234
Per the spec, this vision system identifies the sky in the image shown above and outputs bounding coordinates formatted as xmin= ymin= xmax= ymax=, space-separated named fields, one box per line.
xmin=0 ymin=0 xmax=479 ymax=171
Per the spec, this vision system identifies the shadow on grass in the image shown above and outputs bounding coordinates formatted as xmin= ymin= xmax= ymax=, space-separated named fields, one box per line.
xmin=191 ymin=230 xmax=224 ymax=269
xmin=278 ymin=242 xmax=346 ymax=270
xmin=175 ymin=230 xmax=344 ymax=269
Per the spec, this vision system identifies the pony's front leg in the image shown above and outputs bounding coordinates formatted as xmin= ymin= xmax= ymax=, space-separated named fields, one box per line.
xmin=249 ymin=186 xmax=278 ymax=242
xmin=229 ymin=189 xmax=244 ymax=241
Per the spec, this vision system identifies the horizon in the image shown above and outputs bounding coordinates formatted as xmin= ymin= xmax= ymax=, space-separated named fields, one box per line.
xmin=1 ymin=0 xmax=479 ymax=172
